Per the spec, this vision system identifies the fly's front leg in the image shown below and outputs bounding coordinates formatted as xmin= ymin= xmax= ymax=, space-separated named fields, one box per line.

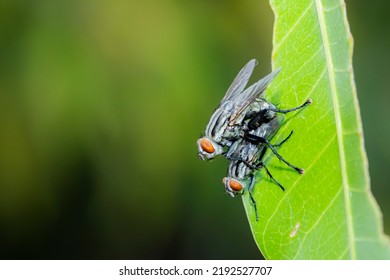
xmin=246 ymin=165 xmax=284 ymax=222
xmin=269 ymin=99 xmax=312 ymax=114
xmin=247 ymin=174 xmax=259 ymax=221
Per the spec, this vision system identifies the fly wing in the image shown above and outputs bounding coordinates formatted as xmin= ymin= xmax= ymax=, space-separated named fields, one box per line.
xmin=257 ymin=115 xmax=283 ymax=140
xmin=247 ymin=115 xmax=284 ymax=164
xmin=219 ymin=59 xmax=257 ymax=104
xmin=228 ymin=67 xmax=281 ymax=126
xmin=228 ymin=115 xmax=283 ymax=164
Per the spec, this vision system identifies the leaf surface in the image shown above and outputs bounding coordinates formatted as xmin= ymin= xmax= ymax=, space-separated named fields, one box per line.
xmin=243 ymin=0 xmax=390 ymax=260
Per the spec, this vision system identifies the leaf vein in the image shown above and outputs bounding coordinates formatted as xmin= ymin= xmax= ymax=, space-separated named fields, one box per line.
xmin=315 ymin=0 xmax=356 ymax=259
xmin=292 ymin=187 xmax=343 ymax=259
xmin=273 ymin=2 xmax=314 ymax=54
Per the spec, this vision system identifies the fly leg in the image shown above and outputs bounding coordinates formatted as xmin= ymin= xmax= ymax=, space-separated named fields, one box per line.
xmin=273 ymin=131 xmax=293 ymax=148
xmin=269 ymin=99 xmax=311 ymax=114
xmin=243 ymin=130 xmax=292 ymax=150
xmin=226 ymin=131 xmax=293 ymax=170
xmin=247 ymin=174 xmax=259 ymax=221
xmin=247 ymin=163 xmax=285 ymax=221
xmin=230 ymin=131 xmax=294 ymax=171
xmin=254 ymin=162 xmax=285 ymax=191
xmin=230 ymin=146 xmax=267 ymax=171
xmin=245 ymin=134 xmax=304 ymax=174
xmin=265 ymin=137 xmax=304 ymax=174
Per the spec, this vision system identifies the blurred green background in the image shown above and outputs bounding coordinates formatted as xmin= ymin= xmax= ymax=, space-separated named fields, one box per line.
xmin=0 ymin=0 xmax=388 ymax=259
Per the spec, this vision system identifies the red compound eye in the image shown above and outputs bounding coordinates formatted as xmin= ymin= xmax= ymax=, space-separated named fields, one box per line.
xmin=200 ymin=139 xmax=215 ymax=154
xmin=229 ymin=179 xmax=243 ymax=192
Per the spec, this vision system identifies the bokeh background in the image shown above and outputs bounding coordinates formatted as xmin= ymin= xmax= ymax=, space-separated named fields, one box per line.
xmin=0 ymin=0 xmax=388 ymax=259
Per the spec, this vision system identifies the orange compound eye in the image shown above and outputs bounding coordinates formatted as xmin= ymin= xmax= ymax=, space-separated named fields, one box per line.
xmin=200 ymin=139 xmax=215 ymax=154
xmin=229 ymin=179 xmax=243 ymax=192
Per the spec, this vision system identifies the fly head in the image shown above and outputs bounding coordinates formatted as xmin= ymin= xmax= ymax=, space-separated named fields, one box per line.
xmin=197 ymin=137 xmax=224 ymax=160
xmin=222 ymin=177 xmax=247 ymax=197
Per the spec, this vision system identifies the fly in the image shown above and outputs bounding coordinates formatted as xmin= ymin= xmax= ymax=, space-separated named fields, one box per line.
xmin=197 ymin=59 xmax=310 ymax=161
xmin=223 ymin=116 xmax=296 ymax=221
xmin=197 ymin=59 xmax=280 ymax=160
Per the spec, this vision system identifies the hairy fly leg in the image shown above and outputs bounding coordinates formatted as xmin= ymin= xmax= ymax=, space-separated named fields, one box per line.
xmin=225 ymin=130 xmax=291 ymax=171
xmin=247 ymin=174 xmax=259 ymax=221
xmin=245 ymin=133 xmax=304 ymax=174
xmin=273 ymin=130 xmax=293 ymax=148
xmin=245 ymin=99 xmax=311 ymax=133
xmin=245 ymin=162 xmax=285 ymax=221
xmin=269 ymin=99 xmax=312 ymax=114
xmin=254 ymin=162 xmax=285 ymax=192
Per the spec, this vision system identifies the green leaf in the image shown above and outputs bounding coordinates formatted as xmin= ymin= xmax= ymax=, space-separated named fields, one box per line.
xmin=242 ymin=0 xmax=390 ymax=259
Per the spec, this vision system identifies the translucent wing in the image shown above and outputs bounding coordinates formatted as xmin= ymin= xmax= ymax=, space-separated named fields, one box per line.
xmin=254 ymin=115 xmax=283 ymax=143
xmin=228 ymin=115 xmax=283 ymax=161
xmin=228 ymin=68 xmax=281 ymax=126
xmin=219 ymin=59 xmax=258 ymax=104
xmin=247 ymin=116 xmax=284 ymax=163
xmin=203 ymin=61 xmax=256 ymax=140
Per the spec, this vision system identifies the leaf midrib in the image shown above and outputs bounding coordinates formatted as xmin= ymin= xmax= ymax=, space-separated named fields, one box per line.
xmin=314 ymin=0 xmax=356 ymax=259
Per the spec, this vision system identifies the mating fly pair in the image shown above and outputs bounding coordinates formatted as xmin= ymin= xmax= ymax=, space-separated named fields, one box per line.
xmin=197 ymin=59 xmax=311 ymax=220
